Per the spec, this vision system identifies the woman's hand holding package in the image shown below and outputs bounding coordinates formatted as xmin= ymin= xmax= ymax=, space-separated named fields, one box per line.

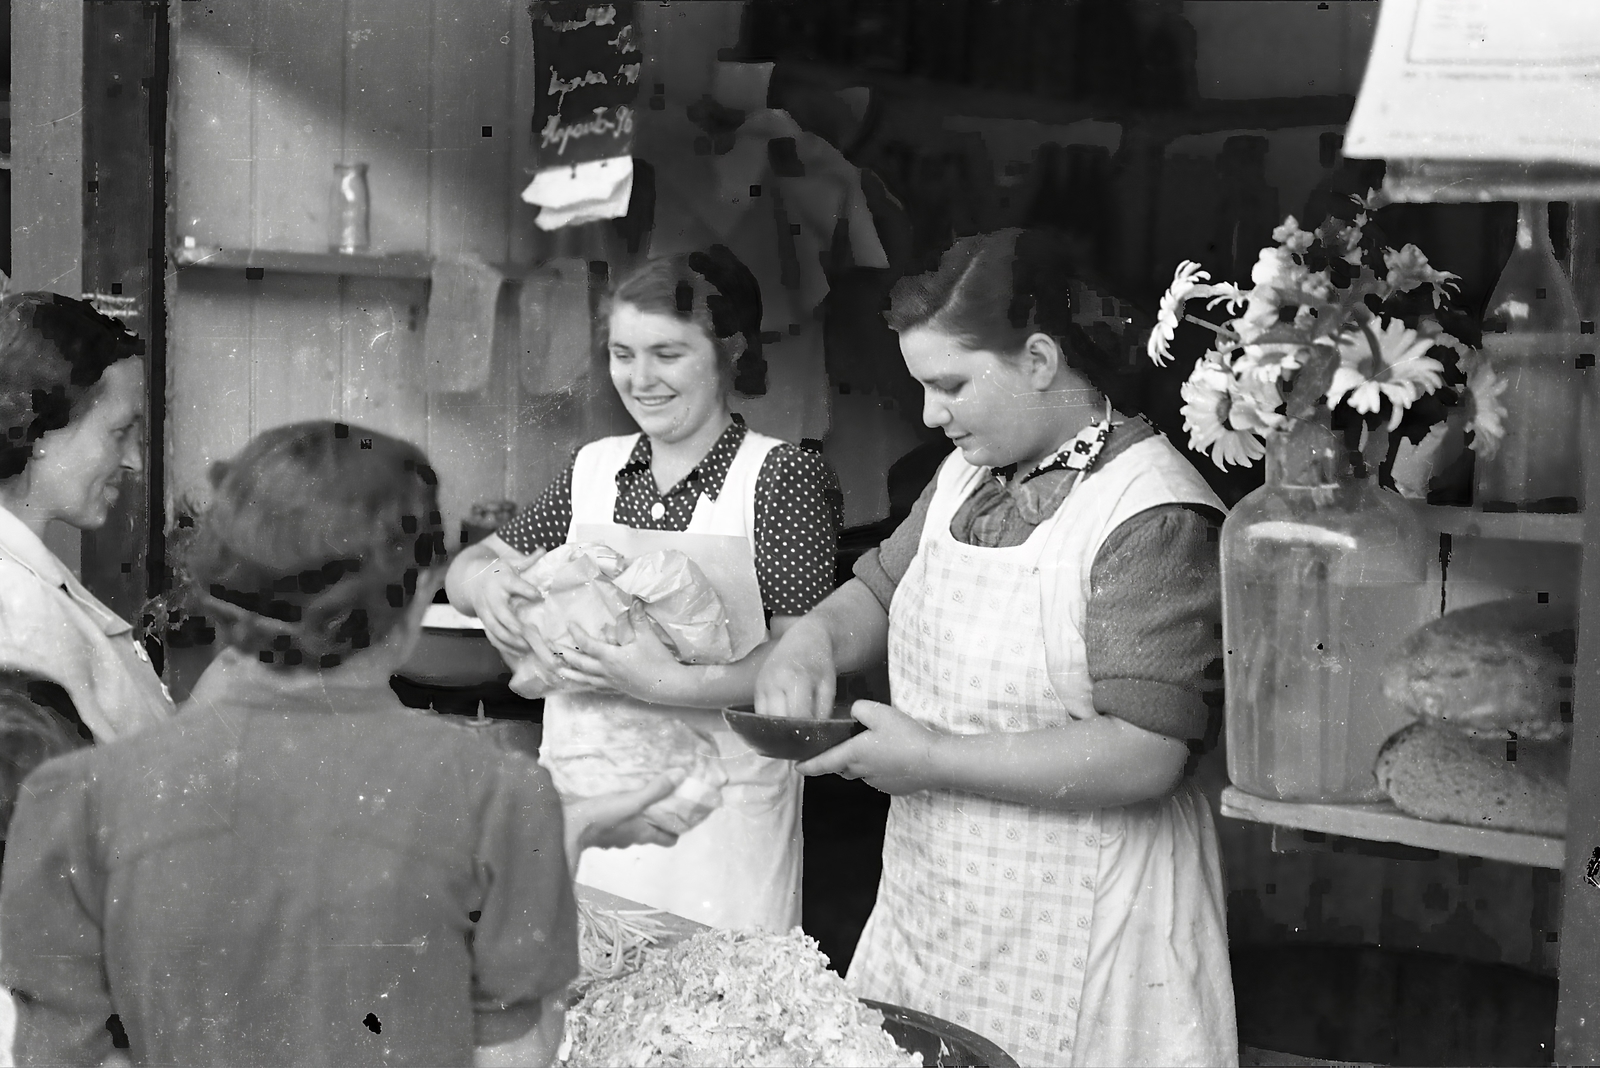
xmin=555 ymin=619 xmax=687 ymax=703
xmin=449 ymin=537 xmax=548 ymax=657
xmin=796 ymin=700 xmax=941 ymax=793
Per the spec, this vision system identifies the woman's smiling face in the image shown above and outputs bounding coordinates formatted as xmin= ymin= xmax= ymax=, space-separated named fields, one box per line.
xmin=27 ymin=358 xmax=146 ymax=530
xmin=899 ymin=324 xmax=1068 ymax=473
xmin=607 ymin=302 xmax=729 ymax=447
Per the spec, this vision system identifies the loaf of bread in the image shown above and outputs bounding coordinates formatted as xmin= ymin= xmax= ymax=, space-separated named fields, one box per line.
xmin=1374 ymin=722 xmax=1568 ymax=836
xmin=1381 ymin=599 xmax=1575 ymax=741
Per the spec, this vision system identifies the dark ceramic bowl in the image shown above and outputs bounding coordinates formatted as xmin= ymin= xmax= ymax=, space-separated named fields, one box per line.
xmin=722 ymin=703 xmax=866 ymax=762
xmin=864 ymin=1000 xmax=1018 ymax=1068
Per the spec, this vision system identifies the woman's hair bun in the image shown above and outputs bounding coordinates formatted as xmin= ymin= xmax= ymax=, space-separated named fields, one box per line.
xmin=178 ymin=421 xmax=447 ymax=671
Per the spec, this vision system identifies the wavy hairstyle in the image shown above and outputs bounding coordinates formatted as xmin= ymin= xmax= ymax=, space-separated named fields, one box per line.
xmin=604 ymin=245 xmax=767 ymax=396
xmin=178 ymin=421 xmax=448 ymax=671
xmin=0 ymin=292 xmax=145 ymax=481
xmin=885 ymin=228 xmax=1141 ymax=414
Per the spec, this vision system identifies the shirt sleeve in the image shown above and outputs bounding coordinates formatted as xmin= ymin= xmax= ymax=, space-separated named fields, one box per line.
xmin=493 ymin=464 xmax=575 ymax=556
xmin=752 ymin=446 xmax=844 ymax=617
xmin=0 ymin=753 xmax=116 ymax=1067
xmin=851 ymin=477 xmax=937 ymax=612
xmin=1085 ymin=504 xmax=1224 ymax=743
xmin=468 ymin=750 xmax=580 ymax=1048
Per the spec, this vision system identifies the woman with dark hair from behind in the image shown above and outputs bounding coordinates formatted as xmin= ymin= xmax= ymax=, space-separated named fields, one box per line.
xmin=0 ymin=421 xmax=679 ymax=1068
xmin=447 ymin=245 xmax=842 ymax=933
xmin=757 ymin=228 xmax=1238 ymax=1066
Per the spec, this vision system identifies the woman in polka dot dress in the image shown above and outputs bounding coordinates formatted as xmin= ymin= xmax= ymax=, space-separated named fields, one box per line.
xmin=756 ymin=229 xmax=1238 ymax=1067
xmin=446 ymin=246 xmax=841 ymax=933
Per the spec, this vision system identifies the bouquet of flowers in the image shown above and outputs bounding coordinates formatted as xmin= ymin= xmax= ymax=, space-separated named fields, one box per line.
xmin=1147 ymin=190 xmax=1508 ymax=497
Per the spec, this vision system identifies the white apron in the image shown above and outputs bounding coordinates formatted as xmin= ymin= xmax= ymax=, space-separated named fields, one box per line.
xmin=540 ymin=430 xmax=804 ymax=932
xmin=846 ymin=437 xmax=1238 ymax=1068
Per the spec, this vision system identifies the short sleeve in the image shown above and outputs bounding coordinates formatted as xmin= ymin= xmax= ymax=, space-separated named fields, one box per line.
xmin=494 ymin=465 xmax=575 ymax=556
xmin=851 ymin=478 xmax=936 ymax=612
xmin=1085 ymin=505 xmax=1224 ymax=743
xmin=0 ymin=753 xmax=116 ymax=1067
xmin=468 ymin=750 xmax=579 ymax=1047
xmin=752 ymin=446 xmax=843 ymax=617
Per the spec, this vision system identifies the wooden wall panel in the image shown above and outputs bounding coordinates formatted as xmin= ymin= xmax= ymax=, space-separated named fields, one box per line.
xmin=170 ymin=0 xmax=768 ymax=541
xmin=166 ymin=272 xmax=255 ymax=510
xmin=252 ymin=1 xmax=345 ymax=251
xmin=428 ymin=0 xmax=515 ymax=262
xmin=340 ymin=278 xmax=431 ymax=446
xmin=172 ymin=4 xmax=255 ymax=248
xmin=343 ymin=0 xmax=432 ymax=255
xmin=246 ymin=277 xmax=342 ymax=438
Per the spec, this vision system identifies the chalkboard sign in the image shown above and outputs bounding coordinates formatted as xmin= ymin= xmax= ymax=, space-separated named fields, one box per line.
xmin=529 ymin=1 xmax=641 ymax=171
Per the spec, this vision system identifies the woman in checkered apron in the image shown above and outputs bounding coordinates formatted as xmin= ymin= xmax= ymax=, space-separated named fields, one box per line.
xmin=756 ymin=229 xmax=1238 ymax=1067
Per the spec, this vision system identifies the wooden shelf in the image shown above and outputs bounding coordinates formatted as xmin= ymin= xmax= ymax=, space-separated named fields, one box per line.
xmin=1411 ymin=503 xmax=1584 ymax=545
xmin=1220 ymin=786 xmax=1565 ymax=870
xmin=173 ymin=246 xmax=436 ymax=280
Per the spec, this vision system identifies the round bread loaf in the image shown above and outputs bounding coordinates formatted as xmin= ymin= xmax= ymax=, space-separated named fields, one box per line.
xmin=1373 ymin=722 xmax=1568 ymax=836
xmin=1380 ymin=599 xmax=1574 ymax=741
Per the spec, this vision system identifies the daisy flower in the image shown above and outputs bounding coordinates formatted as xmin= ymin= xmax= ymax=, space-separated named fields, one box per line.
xmin=1148 ymin=260 xmax=1212 ymax=366
xmin=1326 ymin=319 xmax=1445 ymax=428
xmin=1234 ymin=342 xmax=1309 ymax=386
xmin=1272 ymin=216 xmax=1316 ymax=255
xmin=1352 ymin=187 xmax=1392 ymax=212
xmin=1384 ymin=244 xmax=1462 ymax=308
xmin=1461 ymin=351 xmax=1509 ymax=459
xmin=1180 ymin=359 xmax=1270 ymax=469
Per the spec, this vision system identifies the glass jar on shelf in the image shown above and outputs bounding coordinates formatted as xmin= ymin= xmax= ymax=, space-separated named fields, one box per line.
xmin=330 ymin=163 xmax=371 ymax=254
xmin=1474 ymin=200 xmax=1583 ymax=512
xmin=1223 ymin=414 xmax=1433 ymax=804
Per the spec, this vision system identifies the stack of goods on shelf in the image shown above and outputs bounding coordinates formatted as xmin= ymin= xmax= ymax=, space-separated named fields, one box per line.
xmin=1374 ymin=599 xmax=1576 ymax=836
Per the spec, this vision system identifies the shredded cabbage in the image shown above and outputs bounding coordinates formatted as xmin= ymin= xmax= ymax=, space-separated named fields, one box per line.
xmin=559 ymin=928 xmax=924 ymax=1068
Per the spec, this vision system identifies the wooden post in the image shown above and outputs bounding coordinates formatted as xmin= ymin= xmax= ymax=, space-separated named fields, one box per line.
xmin=11 ymin=0 xmax=85 ymax=574
xmin=1556 ymin=323 xmax=1600 ymax=1064
xmin=79 ymin=0 xmax=168 ymax=634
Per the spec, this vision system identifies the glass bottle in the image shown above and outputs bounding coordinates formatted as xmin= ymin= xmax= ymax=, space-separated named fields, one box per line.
xmin=331 ymin=163 xmax=370 ymax=254
xmin=1475 ymin=200 xmax=1582 ymax=510
xmin=1223 ymin=414 xmax=1432 ymax=803
xmin=1570 ymin=200 xmax=1600 ymax=329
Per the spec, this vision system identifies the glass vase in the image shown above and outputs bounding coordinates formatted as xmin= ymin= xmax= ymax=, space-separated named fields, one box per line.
xmin=1223 ymin=416 xmax=1433 ymax=803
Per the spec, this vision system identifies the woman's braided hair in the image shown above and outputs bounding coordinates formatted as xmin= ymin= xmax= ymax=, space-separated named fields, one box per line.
xmin=0 ymin=292 xmax=144 ymax=481
xmin=178 ymin=421 xmax=448 ymax=670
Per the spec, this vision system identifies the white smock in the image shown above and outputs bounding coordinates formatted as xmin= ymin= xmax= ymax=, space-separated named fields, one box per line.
xmin=0 ymin=507 xmax=177 ymax=1067
xmin=846 ymin=436 xmax=1239 ymax=1067
xmin=539 ymin=430 xmax=804 ymax=932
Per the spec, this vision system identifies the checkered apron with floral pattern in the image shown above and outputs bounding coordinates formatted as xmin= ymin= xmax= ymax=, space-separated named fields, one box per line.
xmin=847 ymin=533 xmax=1101 ymax=1067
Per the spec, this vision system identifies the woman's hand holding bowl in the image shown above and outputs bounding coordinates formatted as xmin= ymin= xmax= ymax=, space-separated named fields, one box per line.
xmin=796 ymin=700 xmax=942 ymax=795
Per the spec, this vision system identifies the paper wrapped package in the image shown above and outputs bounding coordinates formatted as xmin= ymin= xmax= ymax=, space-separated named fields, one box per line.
xmin=613 ymin=551 xmax=736 ymax=664
xmin=507 ymin=543 xmax=735 ymax=696
xmin=543 ymin=712 xmax=729 ymax=835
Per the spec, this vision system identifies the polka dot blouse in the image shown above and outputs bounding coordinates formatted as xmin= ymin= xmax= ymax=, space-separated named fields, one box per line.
xmin=495 ymin=420 xmax=843 ymax=617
